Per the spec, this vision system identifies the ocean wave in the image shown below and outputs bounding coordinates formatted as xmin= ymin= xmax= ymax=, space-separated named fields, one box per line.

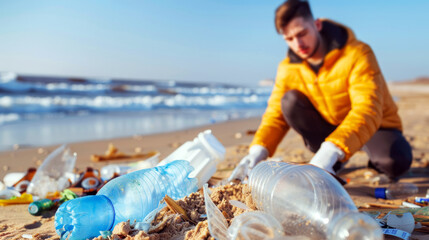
xmin=0 ymin=94 xmax=268 ymax=113
xmin=0 ymin=72 xmax=272 ymax=97
xmin=0 ymin=72 xmax=272 ymax=125
xmin=0 ymin=113 xmax=20 ymax=125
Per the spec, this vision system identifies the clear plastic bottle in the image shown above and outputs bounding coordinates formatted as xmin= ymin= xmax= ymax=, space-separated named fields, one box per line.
xmin=100 ymin=152 xmax=160 ymax=181
xmin=26 ymin=144 xmax=77 ymax=198
xmin=100 ymin=164 xmax=132 ymax=181
xmin=249 ymin=161 xmax=383 ymax=240
xmin=375 ymin=182 xmax=418 ymax=199
xmin=54 ymin=160 xmax=198 ymax=240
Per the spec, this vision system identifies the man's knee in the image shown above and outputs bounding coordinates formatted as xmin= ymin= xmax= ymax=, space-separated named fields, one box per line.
xmin=390 ymin=137 xmax=413 ymax=177
xmin=281 ymin=90 xmax=308 ymax=117
xmin=370 ymin=137 xmax=413 ymax=179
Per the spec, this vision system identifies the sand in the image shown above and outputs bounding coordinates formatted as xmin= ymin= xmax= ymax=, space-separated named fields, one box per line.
xmin=1 ymin=82 xmax=429 ymax=239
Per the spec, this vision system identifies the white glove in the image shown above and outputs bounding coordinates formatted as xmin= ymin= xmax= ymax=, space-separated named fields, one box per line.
xmin=242 ymin=145 xmax=269 ymax=169
xmin=309 ymin=141 xmax=345 ymax=174
xmin=228 ymin=145 xmax=269 ymax=182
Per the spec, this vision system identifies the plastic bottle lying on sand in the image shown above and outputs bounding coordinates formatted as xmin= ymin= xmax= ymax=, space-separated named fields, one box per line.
xmin=249 ymin=161 xmax=383 ymax=240
xmin=28 ymin=198 xmax=58 ymax=216
xmin=158 ymin=129 xmax=225 ymax=188
xmin=100 ymin=152 xmax=160 ymax=181
xmin=375 ymin=182 xmax=419 ymax=199
xmin=55 ymin=160 xmax=198 ymax=240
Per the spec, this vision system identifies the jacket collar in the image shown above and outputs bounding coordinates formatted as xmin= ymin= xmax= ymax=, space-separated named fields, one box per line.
xmin=288 ymin=19 xmax=349 ymax=64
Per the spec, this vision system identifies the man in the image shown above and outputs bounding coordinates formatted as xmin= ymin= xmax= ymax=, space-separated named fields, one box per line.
xmin=239 ymin=0 xmax=412 ymax=180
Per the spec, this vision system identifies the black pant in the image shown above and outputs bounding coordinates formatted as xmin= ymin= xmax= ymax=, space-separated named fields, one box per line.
xmin=281 ymin=90 xmax=412 ymax=179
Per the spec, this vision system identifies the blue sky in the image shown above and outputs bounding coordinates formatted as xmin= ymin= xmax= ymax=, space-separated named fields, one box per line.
xmin=0 ymin=1 xmax=428 ymax=86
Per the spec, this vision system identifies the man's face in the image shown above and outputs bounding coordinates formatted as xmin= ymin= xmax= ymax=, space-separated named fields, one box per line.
xmin=282 ymin=17 xmax=321 ymax=60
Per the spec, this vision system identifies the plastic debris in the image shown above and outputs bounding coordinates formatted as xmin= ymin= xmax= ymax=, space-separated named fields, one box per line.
xmin=100 ymin=152 xmax=160 ymax=181
xmin=28 ymin=198 xmax=57 ymax=216
xmin=55 ymin=160 xmax=197 ymax=240
xmin=229 ymin=200 xmax=251 ymax=211
xmin=99 ymin=231 xmax=112 ymax=239
xmin=375 ymin=182 xmax=419 ymax=200
xmin=228 ymin=211 xmax=285 ymax=239
xmin=4 ymin=168 xmax=37 ymax=193
xmin=0 ymin=193 xmax=33 ymax=206
xmin=26 ymin=144 xmax=77 ymax=198
xmin=415 ymin=197 xmax=429 ymax=204
xmin=203 ymin=183 xmax=284 ymax=240
xmin=386 ymin=212 xmax=415 ymax=234
xmin=158 ymin=129 xmax=226 ymax=188
xmin=402 ymin=201 xmax=421 ymax=209
xmin=0 ymin=188 xmax=21 ymax=200
xmin=28 ymin=189 xmax=78 ymax=216
xmin=382 ymin=228 xmax=411 ymax=240
xmin=3 ymin=172 xmax=26 ymax=187
xmin=71 ymin=167 xmax=102 ymax=195
xmin=203 ymin=183 xmax=228 ymax=240
xmin=249 ymin=161 xmax=383 ymax=240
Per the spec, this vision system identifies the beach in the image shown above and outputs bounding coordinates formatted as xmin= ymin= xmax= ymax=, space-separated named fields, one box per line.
xmin=1 ymin=82 xmax=429 ymax=239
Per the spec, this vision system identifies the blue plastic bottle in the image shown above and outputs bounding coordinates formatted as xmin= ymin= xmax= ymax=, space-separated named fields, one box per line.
xmin=55 ymin=160 xmax=198 ymax=240
xmin=375 ymin=182 xmax=418 ymax=199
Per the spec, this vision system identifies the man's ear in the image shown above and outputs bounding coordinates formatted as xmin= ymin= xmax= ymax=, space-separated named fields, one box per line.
xmin=314 ymin=18 xmax=322 ymax=31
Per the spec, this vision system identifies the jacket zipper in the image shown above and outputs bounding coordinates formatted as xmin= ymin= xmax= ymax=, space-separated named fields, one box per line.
xmin=311 ymin=65 xmax=335 ymax=123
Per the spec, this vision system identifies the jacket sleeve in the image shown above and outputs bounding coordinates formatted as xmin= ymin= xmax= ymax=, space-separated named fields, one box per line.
xmin=251 ymin=63 xmax=290 ymax=156
xmin=326 ymin=45 xmax=384 ymax=160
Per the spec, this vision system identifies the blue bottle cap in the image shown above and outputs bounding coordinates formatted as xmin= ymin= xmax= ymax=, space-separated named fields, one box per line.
xmin=374 ymin=187 xmax=387 ymax=199
xmin=55 ymin=195 xmax=115 ymax=239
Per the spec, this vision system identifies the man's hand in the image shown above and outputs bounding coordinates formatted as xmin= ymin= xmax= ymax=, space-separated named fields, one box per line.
xmin=228 ymin=145 xmax=269 ymax=182
xmin=242 ymin=145 xmax=269 ymax=169
xmin=309 ymin=141 xmax=345 ymax=174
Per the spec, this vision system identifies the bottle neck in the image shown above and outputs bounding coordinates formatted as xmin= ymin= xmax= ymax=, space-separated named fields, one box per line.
xmin=55 ymin=195 xmax=116 ymax=239
xmin=161 ymin=160 xmax=198 ymax=198
xmin=328 ymin=212 xmax=383 ymax=240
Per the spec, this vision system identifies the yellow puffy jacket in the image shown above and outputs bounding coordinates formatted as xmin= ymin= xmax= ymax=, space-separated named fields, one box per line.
xmin=251 ymin=19 xmax=402 ymax=160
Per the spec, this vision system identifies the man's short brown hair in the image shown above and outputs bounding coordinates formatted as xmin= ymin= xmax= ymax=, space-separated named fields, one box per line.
xmin=275 ymin=0 xmax=313 ymax=34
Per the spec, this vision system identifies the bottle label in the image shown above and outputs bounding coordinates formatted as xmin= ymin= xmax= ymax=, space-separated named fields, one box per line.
xmin=415 ymin=197 xmax=429 ymax=203
xmin=382 ymin=228 xmax=410 ymax=240
xmin=81 ymin=177 xmax=100 ymax=190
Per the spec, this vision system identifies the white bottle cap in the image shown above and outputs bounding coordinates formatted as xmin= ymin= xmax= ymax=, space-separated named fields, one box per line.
xmin=197 ymin=130 xmax=226 ymax=163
